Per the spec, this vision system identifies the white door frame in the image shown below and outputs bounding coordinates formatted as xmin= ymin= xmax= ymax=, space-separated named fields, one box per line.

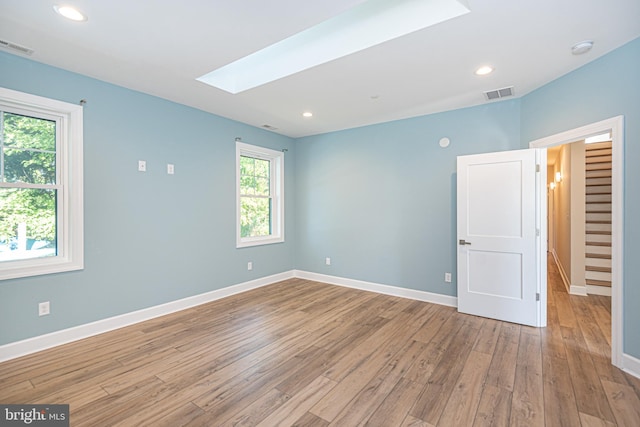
xmin=530 ymin=116 xmax=624 ymax=368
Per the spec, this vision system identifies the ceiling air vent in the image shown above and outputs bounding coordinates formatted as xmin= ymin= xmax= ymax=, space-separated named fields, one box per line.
xmin=483 ymin=86 xmax=514 ymax=101
xmin=262 ymin=124 xmax=278 ymax=131
xmin=0 ymin=39 xmax=34 ymax=55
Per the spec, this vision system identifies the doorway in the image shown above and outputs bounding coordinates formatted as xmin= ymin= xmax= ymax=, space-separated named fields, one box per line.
xmin=530 ymin=116 xmax=624 ymax=368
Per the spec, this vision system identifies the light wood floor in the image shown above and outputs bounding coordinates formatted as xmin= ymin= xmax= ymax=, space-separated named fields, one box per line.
xmin=2 ymin=258 xmax=640 ymax=426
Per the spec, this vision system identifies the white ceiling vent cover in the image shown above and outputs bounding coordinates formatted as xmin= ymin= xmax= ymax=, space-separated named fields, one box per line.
xmin=484 ymin=86 xmax=514 ymax=101
xmin=0 ymin=39 xmax=34 ymax=55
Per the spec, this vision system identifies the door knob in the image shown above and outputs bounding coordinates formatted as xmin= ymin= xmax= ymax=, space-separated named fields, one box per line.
xmin=459 ymin=239 xmax=472 ymax=245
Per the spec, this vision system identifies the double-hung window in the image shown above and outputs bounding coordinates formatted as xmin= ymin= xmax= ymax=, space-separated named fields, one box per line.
xmin=0 ymin=87 xmax=83 ymax=280
xmin=236 ymin=141 xmax=284 ymax=248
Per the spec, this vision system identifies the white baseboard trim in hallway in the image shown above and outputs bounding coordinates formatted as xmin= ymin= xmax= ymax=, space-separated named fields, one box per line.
xmin=623 ymin=353 xmax=640 ymax=380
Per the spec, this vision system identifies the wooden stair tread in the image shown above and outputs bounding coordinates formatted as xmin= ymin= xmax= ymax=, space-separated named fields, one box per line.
xmin=586 ymin=241 xmax=612 ymax=247
xmin=586 ymin=266 xmax=612 ymax=273
xmin=586 ymin=279 xmax=612 ymax=287
xmin=586 ymin=253 xmax=612 ymax=259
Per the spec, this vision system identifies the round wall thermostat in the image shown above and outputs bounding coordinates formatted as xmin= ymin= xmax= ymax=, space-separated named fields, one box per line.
xmin=439 ymin=137 xmax=450 ymax=148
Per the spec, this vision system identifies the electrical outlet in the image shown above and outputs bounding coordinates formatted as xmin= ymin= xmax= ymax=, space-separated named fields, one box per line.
xmin=39 ymin=301 xmax=50 ymax=316
xmin=247 ymin=261 xmax=253 ymax=271
xmin=167 ymin=163 xmax=174 ymax=175
xmin=445 ymin=272 xmax=452 ymax=283
xmin=325 ymin=257 xmax=331 ymax=266
xmin=138 ymin=160 xmax=146 ymax=172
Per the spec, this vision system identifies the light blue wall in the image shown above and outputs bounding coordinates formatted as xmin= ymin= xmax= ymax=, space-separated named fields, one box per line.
xmin=521 ymin=38 xmax=640 ymax=358
xmin=294 ymin=100 xmax=522 ymax=295
xmin=294 ymin=37 xmax=639 ymax=360
xmin=2 ymin=37 xmax=638 ymax=361
xmin=0 ymin=52 xmax=296 ymax=345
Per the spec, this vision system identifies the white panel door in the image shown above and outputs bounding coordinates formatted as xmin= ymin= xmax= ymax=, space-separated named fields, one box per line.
xmin=457 ymin=149 xmax=539 ymax=326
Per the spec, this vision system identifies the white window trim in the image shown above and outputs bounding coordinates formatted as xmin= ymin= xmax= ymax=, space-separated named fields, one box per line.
xmin=236 ymin=141 xmax=284 ymax=248
xmin=0 ymin=87 xmax=84 ymax=280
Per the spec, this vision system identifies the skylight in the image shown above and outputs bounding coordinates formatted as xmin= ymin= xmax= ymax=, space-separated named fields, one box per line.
xmin=197 ymin=0 xmax=470 ymax=94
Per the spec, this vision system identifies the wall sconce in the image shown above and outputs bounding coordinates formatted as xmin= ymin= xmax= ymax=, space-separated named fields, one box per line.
xmin=549 ymin=182 xmax=556 ymax=190
xmin=555 ymin=171 xmax=562 ymax=183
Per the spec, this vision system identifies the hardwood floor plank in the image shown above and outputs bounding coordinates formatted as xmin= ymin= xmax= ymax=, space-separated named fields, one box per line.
xmin=484 ymin=322 xmax=520 ymax=391
xmin=554 ymin=288 xmax=579 ymax=328
xmin=71 ymin=377 xmax=167 ymax=426
xmin=510 ymin=331 xmax=544 ymax=427
xmin=542 ymin=354 xmax=580 ymax=427
xmin=256 ymin=375 xmax=337 ymax=427
xmin=33 ymin=384 xmax=109 ymax=411
xmin=561 ymin=325 xmax=616 ymax=423
xmin=400 ymin=415 xmax=436 ymax=427
xmin=578 ymin=412 xmax=616 ymax=427
xmin=281 ymin=320 xmax=390 ymax=396
xmin=540 ymin=297 xmax=568 ymax=360
xmin=572 ymin=296 xmax=611 ymax=359
xmin=473 ymin=384 xmax=513 ymax=427
xmin=364 ymin=378 xmax=423 ymax=427
xmin=472 ymin=318 xmax=502 ymax=355
xmin=601 ymin=379 xmax=640 ymax=426
xmin=411 ymin=305 xmax=455 ymax=344
xmin=403 ymin=310 xmax=464 ymax=385
xmin=116 ymin=401 xmax=205 ymax=427
xmin=310 ymin=309 xmax=432 ymax=422
xmin=291 ymin=412 xmax=330 ymax=427
xmin=438 ymin=350 xmax=492 ymax=426
xmin=0 ymin=379 xmax=34 ymax=402
xmin=328 ymin=339 xmax=426 ymax=426
xmin=0 ymin=276 xmax=630 ymax=426
xmin=409 ymin=317 xmax=480 ymax=424
xmin=216 ymin=388 xmax=290 ymax=427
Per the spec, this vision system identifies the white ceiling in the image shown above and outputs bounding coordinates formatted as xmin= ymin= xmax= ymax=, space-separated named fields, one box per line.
xmin=1 ymin=0 xmax=639 ymax=138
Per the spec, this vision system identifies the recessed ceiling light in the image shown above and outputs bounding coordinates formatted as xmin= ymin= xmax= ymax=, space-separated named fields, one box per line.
xmin=571 ymin=40 xmax=593 ymax=55
xmin=302 ymin=112 xmax=313 ymax=118
xmin=53 ymin=5 xmax=88 ymax=22
xmin=475 ymin=66 xmax=494 ymax=76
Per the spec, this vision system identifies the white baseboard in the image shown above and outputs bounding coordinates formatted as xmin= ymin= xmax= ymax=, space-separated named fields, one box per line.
xmin=2 ymin=268 xmax=636 ymax=377
xmin=0 ymin=271 xmax=294 ymax=363
xmin=294 ymin=270 xmax=458 ymax=307
xmin=0 ymin=270 xmax=456 ymax=363
xmin=622 ymin=353 xmax=640 ymax=380
xmin=569 ymin=285 xmax=588 ymax=296
xmin=551 ymin=250 xmax=572 ymax=293
xmin=586 ymin=284 xmax=612 ymax=296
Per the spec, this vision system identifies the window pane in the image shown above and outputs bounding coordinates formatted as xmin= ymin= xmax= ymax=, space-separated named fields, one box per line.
xmin=3 ymin=112 xmax=56 ymax=150
xmin=0 ymin=188 xmax=57 ymax=261
xmin=240 ymin=155 xmax=254 ymax=176
xmin=240 ymin=156 xmax=270 ymax=196
xmin=240 ymin=175 xmax=255 ymax=194
xmin=240 ymin=196 xmax=271 ymax=238
xmin=3 ymin=147 xmax=56 ymax=184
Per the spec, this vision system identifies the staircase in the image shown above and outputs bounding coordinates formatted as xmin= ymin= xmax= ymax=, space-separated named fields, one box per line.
xmin=585 ymin=141 xmax=612 ymax=292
